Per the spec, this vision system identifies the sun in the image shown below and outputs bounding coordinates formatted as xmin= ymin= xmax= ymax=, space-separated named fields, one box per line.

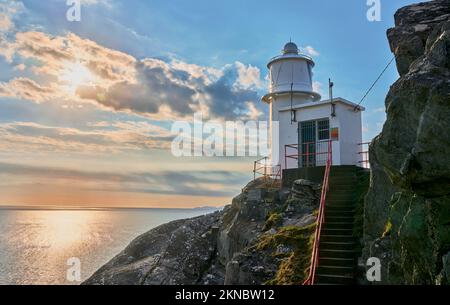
xmin=60 ymin=62 xmax=96 ymax=94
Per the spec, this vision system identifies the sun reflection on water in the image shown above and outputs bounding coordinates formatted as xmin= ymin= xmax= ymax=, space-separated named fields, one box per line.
xmin=38 ymin=211 xmax=97 ymax=251
xmin=1 ymin=210 xmax=114 ymax=285
xmin=0 ymin=208 xmax=213 ymax=285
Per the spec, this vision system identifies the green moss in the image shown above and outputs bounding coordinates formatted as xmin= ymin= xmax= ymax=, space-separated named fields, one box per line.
xmin=257 ymin=224 xmax=315 ymax=285
xmin=263 ymin=212 xmax=283 ymax=231
xmin=383 ymin=220 xmax=393 ymax=237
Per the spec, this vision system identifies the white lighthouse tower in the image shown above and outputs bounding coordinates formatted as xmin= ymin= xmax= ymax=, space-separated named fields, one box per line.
xmin=262 ymin=42 xmax=365 ymax=172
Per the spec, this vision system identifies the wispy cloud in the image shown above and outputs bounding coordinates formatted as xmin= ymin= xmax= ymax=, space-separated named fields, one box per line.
xmin=302 ymin=45 xmax=320 ymax=57
xmin=0 ymin=161 xmax=248 ymax=197
xmin=313 ymin=81 xmax=323 ymax=95
xmin=0 ymin=121 xmax=173 ymax=154
xmin=0 ymin=0 xmax=24 ymax=33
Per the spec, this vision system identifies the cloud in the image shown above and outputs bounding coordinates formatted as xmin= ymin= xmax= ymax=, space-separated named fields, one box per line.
xmin=234 ymin=61 xmax=263 ymax=89
xmin=0 ymin=0 xmax=24 ymax=33
xmin=245 ymin=101 xmax=264 ymax=120
xmin=0 ymin=0 xmax=25 ymax=61
xmin=0 ymin=121 xmax=173 ymax=154
xmin=0 ymin=77 xmax=57 ymax=102
xmin=313 ymin=81 xmax=323 ymax=95
xmin=0 ymin=30 xmax=265 ymax=121
xmin=302 ymin=45 xmax=320 ymax=57
xmin=0 ymin=161 xmax=248 ymax=197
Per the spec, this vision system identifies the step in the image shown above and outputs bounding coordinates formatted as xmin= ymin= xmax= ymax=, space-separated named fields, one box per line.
xmin=327 ymin=193 xmax=357 ymax=201
xmin=326 ymin=203 xmax=356 ymax=209
xmin=325 ymin=210 xmax=354 ymax=218
xmin=320 ymin=241 xmax=355 ymax=251
xmin=321 ymin=235 xmax=356 ymax=243
xmin=329 ymin=177 xmax=357 ymax=184
xmin=319 ymin=249 xmax=356 ymax=259
xmin=327 ymin=196 xmax=356 ymax=203
xmin=323 ymin=222 xmax=354 ymax=230
xmin=325 ymin=206 xmax=355 ymax=213
xmin=316 ymin=265 xmax=355 ymax=277
xmin=325 ymin=216 xmax=354 ymax=223
xmin=315 ymin=274 xmax=355 ymax=285
xmin=319 ymin=257 xmax=355 ymax=267
xmin=326 ymin=199 xmax=356 ymax=207
xmin=326 ymin=204 xmax=355 ymax=210
xmin=329 ymin=171 xmax=356 ymax=178
xmin=327 ymin=189 xmax=357 ymax=196
xmin=321 ymin=228 xmax=353 ymax=236
xmin=329 ymin=183 xmax=354 ymax=189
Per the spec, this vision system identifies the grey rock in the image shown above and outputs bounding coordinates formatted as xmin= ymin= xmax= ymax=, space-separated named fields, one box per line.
xmin=362 ymin=0 xmax=450 ymax=285
xmin=83 ymin=177 xmax=319 ymax=285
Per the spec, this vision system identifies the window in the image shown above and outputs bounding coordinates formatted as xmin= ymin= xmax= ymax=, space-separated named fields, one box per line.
xmin=317 ymin=119 xmax=330 ymax=141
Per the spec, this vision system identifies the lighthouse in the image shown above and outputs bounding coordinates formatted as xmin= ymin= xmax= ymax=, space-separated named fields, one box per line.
xmin=262 ymin=42 xmax=365 ymax=172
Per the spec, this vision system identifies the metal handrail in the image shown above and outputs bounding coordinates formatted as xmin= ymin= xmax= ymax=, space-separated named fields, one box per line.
xmin=253 ymin=157 xmax=282 ymax=183
xmin=358 ymin=142 xmax=371 ymax=168
xmin=303 ymin=139 xmax=333 ymax=285
xmin=285 ymin=141 xmax=332 ymax=169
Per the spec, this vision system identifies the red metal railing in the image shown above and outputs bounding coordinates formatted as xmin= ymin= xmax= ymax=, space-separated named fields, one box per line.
xmin=253 ymin=157 xmax=281 ymax=183
xmin=285 ymin=141 xmax=332 ymax=169
xmin=358 ymin=142 xmax=370 ymax=168
xmin=303 ymin=140 xmax=333 ymax=285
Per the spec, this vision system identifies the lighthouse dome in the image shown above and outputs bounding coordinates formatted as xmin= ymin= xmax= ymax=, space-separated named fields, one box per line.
xmin=283 ymin=42 xmax=299 ymax=54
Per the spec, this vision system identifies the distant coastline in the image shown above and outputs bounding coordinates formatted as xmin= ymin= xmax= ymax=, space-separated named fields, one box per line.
xmin=0 ymin=205 xmax=223 ymax=212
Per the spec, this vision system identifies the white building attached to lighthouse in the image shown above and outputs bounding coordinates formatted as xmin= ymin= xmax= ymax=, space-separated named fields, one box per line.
xmin=262 ymin=42 xmax=365 ymax=172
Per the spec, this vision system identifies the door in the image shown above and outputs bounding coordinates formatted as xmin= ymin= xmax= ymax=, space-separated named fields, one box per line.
xmin=299 ymin=119 xmax=330 ymax=167
xmin=299 ymin=121 xmax=316 ymax=168
xmin=316 ymin=119 xmax=330 ymax=166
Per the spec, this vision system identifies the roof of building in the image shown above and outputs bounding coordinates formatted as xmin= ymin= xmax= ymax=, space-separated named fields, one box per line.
xmin=283 ymin=42 xmax=299 ymax=54
xmin=267 ymin=41 xmax=315 ymax=68
xmin=278 ymin=97 xmax=366 ymax=112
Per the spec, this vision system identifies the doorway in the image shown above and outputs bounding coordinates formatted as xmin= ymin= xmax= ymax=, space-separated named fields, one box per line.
xmin=299 ymin=119 xmax=330 ymax=167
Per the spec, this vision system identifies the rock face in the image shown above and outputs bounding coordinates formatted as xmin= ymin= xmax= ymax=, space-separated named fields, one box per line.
xmin=83 ymin=178 xmax=319 ymax=285
xmin=363 ymin=0 xmax=450 ymax=284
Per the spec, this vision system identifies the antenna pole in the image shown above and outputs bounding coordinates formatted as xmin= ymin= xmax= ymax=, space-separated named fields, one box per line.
xmin=329 ymin=78 xmax=336 ymax=117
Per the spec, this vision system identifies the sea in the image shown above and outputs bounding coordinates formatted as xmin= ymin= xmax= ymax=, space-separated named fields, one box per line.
xmin=0 ymin=207 xmax=218 ymax=285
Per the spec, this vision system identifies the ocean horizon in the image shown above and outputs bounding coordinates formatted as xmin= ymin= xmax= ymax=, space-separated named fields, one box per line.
xmin=0 ymin=207 xmax=220 ymax=285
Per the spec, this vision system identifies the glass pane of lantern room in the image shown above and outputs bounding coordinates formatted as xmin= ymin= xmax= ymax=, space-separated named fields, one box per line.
xmin=299 ymin=121 xmax=316 ymax=168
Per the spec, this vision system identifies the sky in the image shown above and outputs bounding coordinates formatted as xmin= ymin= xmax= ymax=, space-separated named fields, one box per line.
xmin=0 ymin=0 xmax=423 ymax=208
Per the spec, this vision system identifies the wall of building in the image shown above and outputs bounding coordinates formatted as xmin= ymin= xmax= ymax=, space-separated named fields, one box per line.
xmin=270 ymin=95 xmax=316 ymax=169
xmin=277 ymin=101 xmax=340 ymax=168
xmin=274 ymin=101 xmax=363 ymax=169
xmin=335 ymin=103 xmax=363 ymax=166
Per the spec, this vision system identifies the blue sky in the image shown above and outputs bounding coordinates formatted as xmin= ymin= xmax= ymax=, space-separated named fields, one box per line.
xmin=16 ymin=0 xmax=418 ymax=138
xmin=0 ymin=0 xmax=422 ymax=207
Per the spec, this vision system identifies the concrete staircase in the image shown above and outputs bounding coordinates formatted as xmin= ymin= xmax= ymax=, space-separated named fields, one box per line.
xmin=315 ymin=166 xmax=361 ymax=285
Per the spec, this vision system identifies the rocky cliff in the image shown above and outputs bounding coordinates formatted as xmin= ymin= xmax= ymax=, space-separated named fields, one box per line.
xmin=363 ymin=0 xmax=450 ymax=284
xmin=83 ymin=179 xmax=320 ymax=285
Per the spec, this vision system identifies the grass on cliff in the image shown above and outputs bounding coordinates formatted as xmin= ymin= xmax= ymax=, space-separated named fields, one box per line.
xmin=263 ymin=212 xmax=283 ymax=231
xmin=256 ymin=224 xmax=315 ymax=285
